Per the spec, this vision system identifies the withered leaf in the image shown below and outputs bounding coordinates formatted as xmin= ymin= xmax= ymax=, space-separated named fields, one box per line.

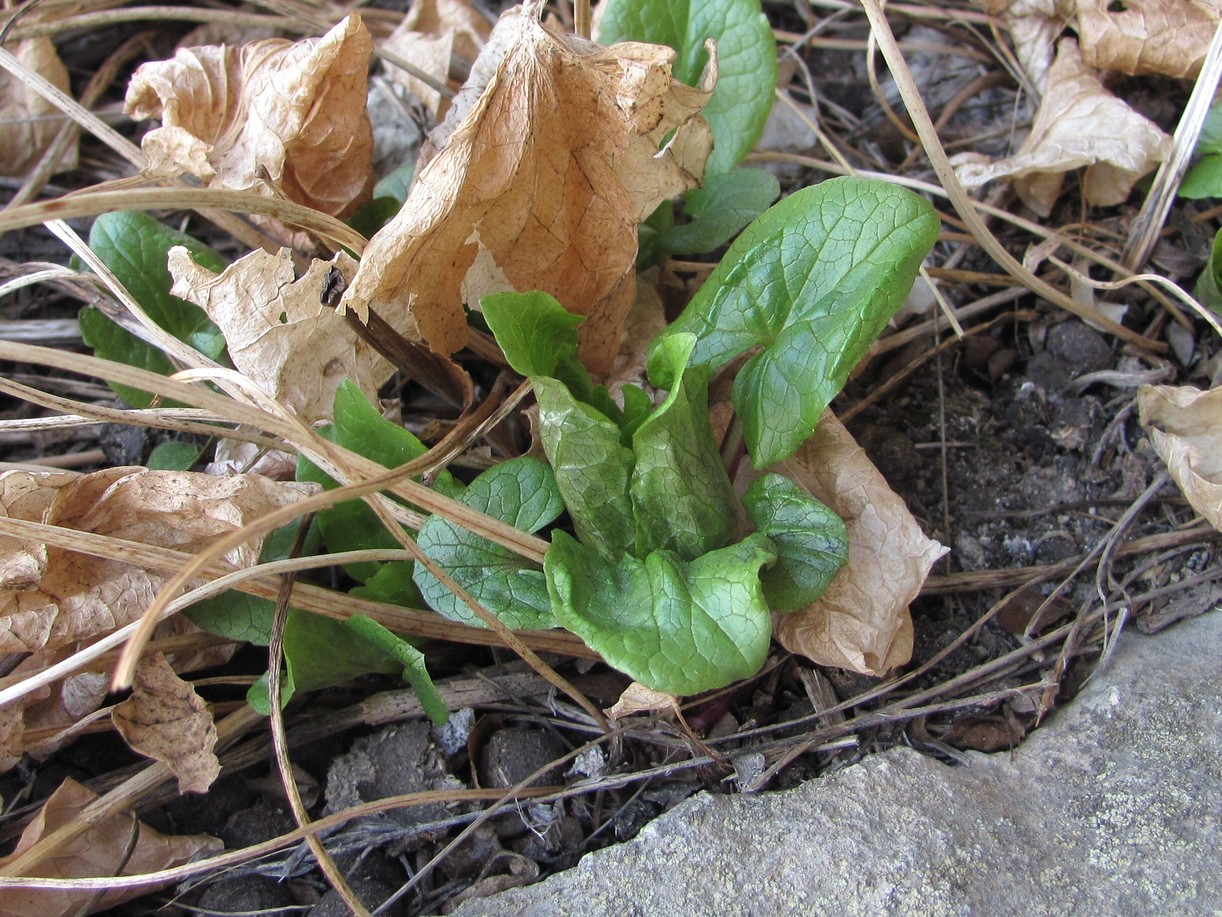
xmin=384 ymin=0 xmax=492 ymax=117
xmin=0 ymin=468 xmax=314 ymax=772
xmin=339 ymin=4 xmax=716 ymax=373
xmin=0 ymin=36 xmax=77 ymax=178
xmin=124 ymin=14 xmax=374 ymax=218
xmin=111 ymin=652 xmax=219 ymax=794
xmin=1073 ymin=0 xmax=1222 ymax=79
xmin=0 ymin=778 xmax=220 ymax=917
xmin=768 ymin=413 xmax=947 ymax=676
xmin=168 ymin=247 xmax=393 ymax=423
xmin=951 ymin=39 xmax=1171 ymax=217
xmin=1138 ymin=383 xmax=1222 ymax=532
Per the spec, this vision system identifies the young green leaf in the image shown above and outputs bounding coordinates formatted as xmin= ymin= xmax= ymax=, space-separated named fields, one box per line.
xmin=82 ymin=211 xmax=227 ymax=407
xmin=1194 ymin=227 xmax=1222 ymax=312
xmin=649 ymin=176 xmax=939 ymax=466
xmin=345 ymin=614 xmax=447 ymax=726
xmin=1180 ymin=101 xmax=1222 ymax=199
xmin=481 ymin=290 xmax=622 ymax=422
xmin=146 ymin=441 xmax=203 ymax=471
xmin=247 ymin=609 xmax=402 ymax=714
xmin=533 ymin=376 xmax=638 ymax=559
xmin=598 ymin=0 xmax=777 ymax=176
xmin=352 ymin=561 xmax=424 ymax=608
xmin=546 ymin=530 xmax=776 ymax=695
xmin=414 ymin=457 xmax=564 ymax=630
xmin=659 ymin=168 xmax=781 ymax=256
xmin=742 ymin=473 xmax=847 ymax=612
xmin=630 ymin=333 xmax=736 ymax=559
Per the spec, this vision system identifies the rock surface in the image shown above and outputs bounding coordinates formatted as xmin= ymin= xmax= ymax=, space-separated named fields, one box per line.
xmin=453 ymin=611 xmax=1222 ymax=916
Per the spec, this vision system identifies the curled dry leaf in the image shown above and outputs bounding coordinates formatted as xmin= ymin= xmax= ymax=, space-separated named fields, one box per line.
xmin=767 ymin=413 xmax=947 ymax=676
xmin=978 ymin=0 xmax=1059 ymax=88
xmin=1073 ymin=0 xmax=1222 ymax=79
xmin=951 ymin=39 xmax=1171 ymax=217
xmin=111 ymin=652 xmax=220 ymax=794
xmin=339 ymin=3 xmax=716 ymax=373
xmin=124 ymin=14 xmax=374 ymax=218
xmin=384 ymin=0 xmax=492 ymax=118
xmin=168 ymin=247 xmax=392 ymax=423
xmin=1138 ymin=384 xmax=1222 ymax=531
xmin=0 ymin=778 xmax=220 ymax=917
xmin=606 ymin=681 xmax=680 ymax=720
xmin=0 ymin=35 xmax=77 ymax=178
xmin=0 ymin=467 xmax=315 ymax=771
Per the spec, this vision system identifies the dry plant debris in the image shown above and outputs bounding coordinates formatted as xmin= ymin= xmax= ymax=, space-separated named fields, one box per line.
xmin=0 ymin=0 xmax=1219 ymax=913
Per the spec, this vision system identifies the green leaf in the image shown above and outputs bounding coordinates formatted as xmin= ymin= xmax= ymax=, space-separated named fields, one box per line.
xmin=630 ymin=333 xmax=736 ymax=559
xmin=247 ymin=609 xmax=402 ymax=714
xmin=352 ymin=560 xmax=424 ymax=608
xmin=299 ymin=381 xmax=456 ymax=583
xmin=1194 ymin=227 xmax=1222 ymax=311
xmin=481 ymin=290 xmax=621 ymax=421
xmin=1180 ymin=155 xmax=1222 ymax=199
xmin=742 ymin=473 xmax=847 ymax=612
xmin=345 ymin=615 xmax=448 ymax=726
xmin=659 ymin=168 xmax=781 ymax=256
xmin=598 ymin=0 xmax=776 ymax=175
xmin=649 ymin=176 xmax=940 ymax=466
xmin=348 ymin=159 xmax=417 ymax=237
xmin=546 ymin=530 xmax=776 ymax=695
xmin=533 ymin=376 xmax=637 ymax=558
xmin=146 ymin=441 xmax=202 ymax=471
xmin=414 ymin=457 xmax=564 ymax=629
xmin=82 ymin=211 xmax=228 ymax=407
xmin=186 ymin=592 xmax=276 ymax=646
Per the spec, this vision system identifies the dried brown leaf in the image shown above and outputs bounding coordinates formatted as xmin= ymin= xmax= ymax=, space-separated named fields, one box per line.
xmin=768 ymin=413 xmax=947 ymax=676
xmin=1138 ymin=383 xmax=1222 ymax=531
xmin=1072 ymin=0 xmax=1222 ymax=78
xmin=979 ymin=0 xmax=1060 ymax=87
xmin=0 ymin=468 xmax=314 ymax=770
xmin=124 ymin=14 xmax=374 ymax=218
xmin=0 ymin=36 xmax=77 ymax=178
xmin=385 ymin=0 xmax=492 ymax=117
xmin=339 ymin=6 xmax=715 ymax=373
xmin=168 ymin=247 xmax=392 ymax=423
xmin=606 ymin=682 xmax=680 ymax=720
xmin=951 ymin=39 xmax=1171 ymax=217
xmin=111 ymin=652 xmax=219 ymax=794
xmin=0 ymin=778 xmax=220 ymax=916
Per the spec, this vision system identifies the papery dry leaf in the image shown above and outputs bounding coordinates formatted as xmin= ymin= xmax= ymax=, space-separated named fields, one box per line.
xmin=1138 ymin=384 xmax=1222 ymax=531
xmin=978 ymin=0 xmax=1060 ymax=88
xmin=768 ymin=413 xmax=947 ymax=676
xmin=385 ymin=0 xmax=492 ymax=117
xmin=1072 ymin=0 xmax=1222 ymax=78
xmin=112 ymin=652 xmax=219 ymax=794
xmin=339 ymin=3 xmax=715 ymax=373
xmin=0 ymin=36 xmax=77 ymax=177
xmin=0 ymin=468 xmax=315 ymax=771
xmin=951 ymin=39 xmax=1171 ymax=217
xmin=606 ymin=682 xmax=680 ymax=720
xmin=168 ymin=247 xmax=392 ymax=423
xmin=0 ymin=778 xmax=220 ymax=916
xmin=125 ymin=14 xmax=373 ymax=218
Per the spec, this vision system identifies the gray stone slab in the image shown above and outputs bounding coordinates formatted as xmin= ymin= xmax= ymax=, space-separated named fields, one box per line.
xmin=453 ymin=610 xmax=1222 ymax=916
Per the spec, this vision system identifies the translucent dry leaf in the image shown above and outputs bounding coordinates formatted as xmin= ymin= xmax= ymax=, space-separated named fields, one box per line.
xmin=168 ymin=247 xmax=392 ymax=423
xmin=1072 ymin=0 xmax=1222 ymax=79
xmin=339 ymin=4 xmax=715 ymax=373
xmin=0 ymin=36 xmax=77 ymax=178
xmin=0 ymin=468 xmax=315 ymax=770
xmin=1138 ymin=384 xmax=1222 ymax=531
xmin=0 ymin=778 xmax=220 ymax=916
xmin=951 ymin=39 xmax=1171 ymax=217
xmin=111 ymin=652 xmax=220 ymax=794
xmin=768 ymin=413 xmax=947 ymax=676
xmin=124 ymin=14 xmax=374 ymax=218
xmin=384 ymin=0 xmax=492 ymax=117
xmin=606 ymin=681 xmax=680 ymax=720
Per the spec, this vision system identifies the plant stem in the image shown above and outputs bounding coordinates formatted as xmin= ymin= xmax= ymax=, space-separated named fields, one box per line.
xmin=574 ymin=0 xmax=590 ymax=40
